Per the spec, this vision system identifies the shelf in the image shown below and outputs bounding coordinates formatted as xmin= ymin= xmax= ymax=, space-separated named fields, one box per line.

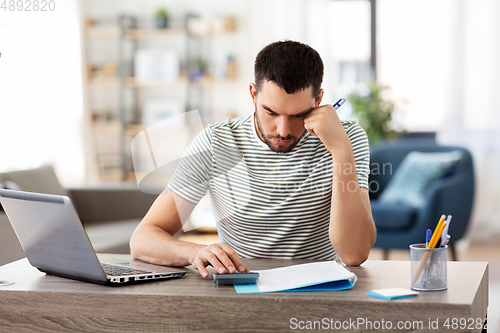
xmin=125 ymin=124 xmax=193 ymax=135
xmin=86 ymin=27 xmax=238 ymax=40
xmin=125 ymin=77 xmax=189 ymax=88
xmin=190 ymin=77 xmax=237 ymax=86
xmin=89 ymin=76 xmax=236 ymax=87
xmin=86 ymin=26 xmax=120 ymax=39
xmin=89 ymin=76 xmax=120 ymax=86
xmin=124 ymin=28 xmax=187 ymax=39
xmin=89 ymin=76 xmax=189 ymax=87
xmin=92 ymin=121 xmax=121 ymax=129
xmin=126 ymin=124 xmax=145 ymax=135
xmin=85 ymin=26 xmax=187 ymax=39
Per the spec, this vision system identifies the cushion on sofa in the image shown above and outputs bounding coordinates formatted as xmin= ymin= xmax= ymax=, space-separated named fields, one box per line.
xmin=371 ymin=200 xmax=418 ymax=230
xmin=378 ymin=151 xmax=462 ymax=208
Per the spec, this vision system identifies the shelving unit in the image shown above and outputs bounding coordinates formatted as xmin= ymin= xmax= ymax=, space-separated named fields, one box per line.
xmin=84 ymin=15 xmax=237 ymax=181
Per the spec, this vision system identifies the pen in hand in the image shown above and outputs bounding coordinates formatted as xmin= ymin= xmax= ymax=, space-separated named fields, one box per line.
xmin=333 ymin=98 xmax=346 ymax=110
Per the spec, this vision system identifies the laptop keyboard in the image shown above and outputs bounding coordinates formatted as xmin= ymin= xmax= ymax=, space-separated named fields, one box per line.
xmin=101 ymin=263 xmax=153 ymax=276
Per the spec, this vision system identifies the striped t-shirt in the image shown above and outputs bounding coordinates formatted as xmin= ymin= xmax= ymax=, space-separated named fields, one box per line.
xmin=168 ymin=112 xmax=370 ymax=261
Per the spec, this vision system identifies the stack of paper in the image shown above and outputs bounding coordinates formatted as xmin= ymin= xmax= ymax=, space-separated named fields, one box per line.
xmin=234 ymin=261 xmax=357 ymax=294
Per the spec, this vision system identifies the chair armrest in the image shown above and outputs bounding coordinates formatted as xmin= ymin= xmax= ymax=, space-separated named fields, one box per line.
xmin=416 ymin=175 xmax=474 ymax=241
xmin=67 ymin=184 xmax=158 ymax=225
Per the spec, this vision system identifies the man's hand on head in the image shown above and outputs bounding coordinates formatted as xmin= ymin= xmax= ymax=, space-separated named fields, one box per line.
xmin=303 ymin=104 xmax=350 ymax=153
xmin=191 ymin=242 xmax=250 ymax=278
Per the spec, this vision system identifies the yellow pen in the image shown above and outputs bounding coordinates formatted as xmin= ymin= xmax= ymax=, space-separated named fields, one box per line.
xmin=427 ymin=215 xmax=446 ymax=248
xmin=430 ymin=220 xmax=447 ymax=249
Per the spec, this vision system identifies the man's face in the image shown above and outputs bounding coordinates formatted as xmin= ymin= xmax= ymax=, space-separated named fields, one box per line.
xmin=250 ymin=80 xmax=323 ymax=153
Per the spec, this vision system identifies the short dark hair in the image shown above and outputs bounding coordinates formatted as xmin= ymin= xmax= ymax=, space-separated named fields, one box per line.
xmin=254 ymin=40 xmax=324 ymax=98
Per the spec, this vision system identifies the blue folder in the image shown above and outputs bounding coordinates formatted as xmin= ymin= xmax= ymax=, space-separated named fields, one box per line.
xmin=234 ymin=278 xmax=355 ymax=294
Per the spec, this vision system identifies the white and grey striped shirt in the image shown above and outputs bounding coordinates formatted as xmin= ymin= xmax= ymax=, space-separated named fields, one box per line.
xmin=168 ymin=112 xmax=370 ymax=261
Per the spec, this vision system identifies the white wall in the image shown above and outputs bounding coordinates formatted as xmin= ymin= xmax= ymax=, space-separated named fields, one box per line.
xmin=0 ymin=0 xmax=86 ymax=185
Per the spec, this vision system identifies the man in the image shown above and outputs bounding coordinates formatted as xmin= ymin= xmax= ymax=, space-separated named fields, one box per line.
xmin=130 ymin=41 xmax=376 ymax=278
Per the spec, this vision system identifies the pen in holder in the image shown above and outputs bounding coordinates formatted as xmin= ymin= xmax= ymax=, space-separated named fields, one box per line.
xmin=410 ymin=243 xmax=447 ymax=291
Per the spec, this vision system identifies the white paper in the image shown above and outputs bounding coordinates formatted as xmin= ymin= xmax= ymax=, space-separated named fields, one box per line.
xmin=254 ymin=261 xmax=356 ymax=292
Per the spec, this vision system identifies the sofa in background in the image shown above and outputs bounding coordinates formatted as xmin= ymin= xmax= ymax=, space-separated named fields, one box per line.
xmin=0 ymin=165 xmax=158 ymax=266
xmin=369 ymin=141 xmax=475 ymax=260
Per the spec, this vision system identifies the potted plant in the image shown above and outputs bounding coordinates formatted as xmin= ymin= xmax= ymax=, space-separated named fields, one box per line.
xmin=347 ymin=82 xmax=405 ymax=145
xmin=155 ymin=8 xmax=169 ymax=29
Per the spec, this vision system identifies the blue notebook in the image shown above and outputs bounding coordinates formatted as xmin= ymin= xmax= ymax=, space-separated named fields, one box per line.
xmin=234 ymin=261 xmax=357 ymax=294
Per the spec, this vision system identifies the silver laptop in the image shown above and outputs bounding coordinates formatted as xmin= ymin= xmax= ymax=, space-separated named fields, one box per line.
xmin=0 ymin=189 xmax=187 ymax=285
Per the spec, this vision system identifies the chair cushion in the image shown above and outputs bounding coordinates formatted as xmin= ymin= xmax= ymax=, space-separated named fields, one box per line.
xmin=371 ymin=201 xmax=418 ymax=230
xmin=378 ymin=151 xmax=462 ymax=208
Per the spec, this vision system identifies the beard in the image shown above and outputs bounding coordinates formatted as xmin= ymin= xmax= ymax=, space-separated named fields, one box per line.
xmin=255 ymin=110 xmax=301 ymax=153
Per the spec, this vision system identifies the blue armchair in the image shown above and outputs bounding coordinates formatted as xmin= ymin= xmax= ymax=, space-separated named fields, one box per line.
xmin=369 ymin=142 xmax=475 ymax=260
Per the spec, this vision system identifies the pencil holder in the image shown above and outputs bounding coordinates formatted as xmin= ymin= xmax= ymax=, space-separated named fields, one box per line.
xmin=410 ymin=243 xmax=447 ymax=291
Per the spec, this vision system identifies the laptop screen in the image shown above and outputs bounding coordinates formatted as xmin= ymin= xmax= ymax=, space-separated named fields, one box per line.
xmin=0 ymin=189 xmax=107 ymax=282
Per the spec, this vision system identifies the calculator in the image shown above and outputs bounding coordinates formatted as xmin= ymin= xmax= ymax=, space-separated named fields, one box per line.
xmin=213 ymin=272 xmax=259 ymax=285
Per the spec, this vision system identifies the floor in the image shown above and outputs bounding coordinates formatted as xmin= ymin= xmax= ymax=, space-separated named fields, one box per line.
xmin=179 ymin=232 xmax=500 ymax=332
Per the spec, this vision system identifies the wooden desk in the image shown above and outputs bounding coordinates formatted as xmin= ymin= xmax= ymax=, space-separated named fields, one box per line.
xmin=0 ymin=255 xmax=488 ymax=332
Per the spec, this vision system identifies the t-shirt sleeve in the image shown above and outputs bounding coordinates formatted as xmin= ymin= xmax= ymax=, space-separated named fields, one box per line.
xmin=344 ymin=121 xmax=370 ymax=190
xmin=167 ymin=126 xmax=213 ymax=204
